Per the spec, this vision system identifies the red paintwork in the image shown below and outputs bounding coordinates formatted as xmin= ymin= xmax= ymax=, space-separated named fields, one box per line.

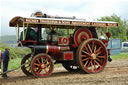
xmin=58 ymin=37 xmax=69 ymax=45
xmin=72 ymin=44 xmax=76 ymax=48
xmin=18 ymin=40 xmax=37 ymax=46
xmin=63 ymin=52 xmax=73 ymax=60
xmin=24 ymin=40 xmax=37 ymax=44
xmin=74 ymin=28 xmax=93 ymax=46
xmin=52 ymin=51 xmax=73 ymax=60
xmin=101 ymin=40 xmax=109 ymax=47
xmin=47 ymin=45 xmax=70 ymax=54
xmin=48 ymin=45 xmax=59 ymax=54
xmin=106 ymin=32 xmax=111 ymax=38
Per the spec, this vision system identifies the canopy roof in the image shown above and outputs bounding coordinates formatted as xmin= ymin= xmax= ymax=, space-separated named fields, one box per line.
xmin=9 ymin=16 xmax=118 ymax=29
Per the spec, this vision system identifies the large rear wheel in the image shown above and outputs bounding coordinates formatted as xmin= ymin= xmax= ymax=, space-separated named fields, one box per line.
xmin=77 ymin=39 xmax=108 ymax=73
xmin=31 ymin=53 xmax=54 ymax=78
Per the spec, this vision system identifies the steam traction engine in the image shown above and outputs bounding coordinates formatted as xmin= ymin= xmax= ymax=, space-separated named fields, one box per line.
xmin=9 ymin=12 xmax=118 ymax=77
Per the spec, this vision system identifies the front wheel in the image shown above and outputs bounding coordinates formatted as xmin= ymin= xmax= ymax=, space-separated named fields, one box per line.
xmin=77 ymin=39 xmax=108 ymax=73
xmin=31 ymin=53 xmax=54 ymax=78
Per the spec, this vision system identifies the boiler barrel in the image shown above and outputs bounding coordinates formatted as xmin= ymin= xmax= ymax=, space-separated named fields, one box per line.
xmin=29 ymin=45 xmax=70 ymax=54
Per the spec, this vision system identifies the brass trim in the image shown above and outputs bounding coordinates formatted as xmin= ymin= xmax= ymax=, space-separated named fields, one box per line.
xmin=58 ymin=46 xmax=61 ymax=51
xmin=46 ymin=45 xmax=49 ymax=54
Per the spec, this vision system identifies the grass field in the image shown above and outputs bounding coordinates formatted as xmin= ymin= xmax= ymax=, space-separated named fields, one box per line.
xmin=111 ymin=52 xmax=128 ymax=60
xmin=8 ymin=58 xmax=22 ymax=70
xmin=1 ymin=52 xmax=128 ymax=71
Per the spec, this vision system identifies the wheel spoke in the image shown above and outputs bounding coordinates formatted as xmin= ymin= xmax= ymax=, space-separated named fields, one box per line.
xmin=25 ymin=65 xmax=30 ymax=68
xmin=27 ymin=67 xmax=31 ymax=72
xmin=45 ymin=63 xmax=50 ymax=68
xmin=91 ymin=61 xmax=94 ymax=71
xmin=37 ymin=59 xmax=41 ymax=64
xmin=95 ymin=60 xmax=101 ymax=67
xmin=93 ymin=60 xmax=96 ymax=70
xmin=82 ymin=58 xmax=89 ymax=61
xmin=34 ymin=63 xmax=40 ymax=67
xmin=26 ymin=60 xmax=30 ymax=63
xmin=84 ymin=60 xmax=89 ymax=67
xmin=43 ymin=59 xmax=48 ymax=64
xmin=92 ymin=41 xmax=95 ymax=52
xmin=87 ymin=60 xmax=92 ymax=67
xmin=95 ymin=46 xmax=102 ymax=54
xmin=81 ymin=55 xmax=88 ymax=57
xmin=82 ymin=50 xmax=90 ymax=56
xmin=97 ymin=56 xmax=105 ymax=58
xmin=88 ymin=44 xmax=92 ymax=53
xmin=96 ymin=51 xmax=102 ymax=56
xmin=96 ymin=58 xmax=102 ymax=63
xmin=94 ymin=45 xmax=97 ymax=53
xmin=84 ymin=46 xmax=89 ymax=53
xmin=37 ymin=68 xmax=42 ymax=73
xmin=41 ymin=57 xmax=44 ymax=63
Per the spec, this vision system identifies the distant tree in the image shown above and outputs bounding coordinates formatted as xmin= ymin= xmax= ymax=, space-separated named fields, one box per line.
xmin=98 ymin=14 xmax=128 ymax=41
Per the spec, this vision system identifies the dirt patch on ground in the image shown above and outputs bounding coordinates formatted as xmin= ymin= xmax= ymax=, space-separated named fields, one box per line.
xmin=0 ymin=59 xmax=128 ymax=85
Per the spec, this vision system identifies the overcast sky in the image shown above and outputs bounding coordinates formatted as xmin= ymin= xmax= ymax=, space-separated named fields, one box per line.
xmin=0 ymin=0 xmax=128 ymax=36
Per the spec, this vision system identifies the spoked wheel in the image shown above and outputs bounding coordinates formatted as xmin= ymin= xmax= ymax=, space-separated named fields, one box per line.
xmin=77 ymin=39 xmax=108 ymax=73
xmin=31 ymin=53 xmax=54 ymax=78
xmin=21 ymin=53 xmax=32 ymax=76
xmin=62 ymin=63 xmax=79 ymax=72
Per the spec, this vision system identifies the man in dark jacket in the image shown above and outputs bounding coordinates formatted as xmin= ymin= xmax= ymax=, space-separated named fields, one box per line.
xmin=2 ymin=48 xmax=10 ymax=78
xmin=0 ymin=50 xmax=2 ymax=73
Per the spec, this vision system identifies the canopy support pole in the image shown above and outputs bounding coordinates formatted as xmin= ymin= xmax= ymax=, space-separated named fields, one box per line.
xmin=17 ymin=24 xmax=19 ymax=41
xmin=23 ymin=23 xmax=25 ymax=40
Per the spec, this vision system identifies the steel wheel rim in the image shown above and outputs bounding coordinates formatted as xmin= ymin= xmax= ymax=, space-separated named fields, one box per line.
xmin=79 ymin=39 xmax=107 ymax=73
xmin=32 ymin=54 xmax=53 ymax=77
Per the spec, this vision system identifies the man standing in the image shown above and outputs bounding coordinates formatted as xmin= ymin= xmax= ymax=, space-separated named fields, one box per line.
xmin=2 ymin=48 xmax=10 ymax=78
xmin=0 ymin=50 xmax=2 ymax=73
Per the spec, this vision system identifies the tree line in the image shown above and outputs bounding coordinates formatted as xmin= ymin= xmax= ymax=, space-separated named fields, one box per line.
xmin=98 ymin=14 xmax=128 ymax=42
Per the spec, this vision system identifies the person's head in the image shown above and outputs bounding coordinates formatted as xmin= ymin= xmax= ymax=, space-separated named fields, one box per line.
xmin=5 ymin=48 xmax=9 ymax=51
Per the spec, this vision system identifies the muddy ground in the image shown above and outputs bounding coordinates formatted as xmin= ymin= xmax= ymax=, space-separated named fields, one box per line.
xmin=0 ymin=59 xmax=128 ymax=85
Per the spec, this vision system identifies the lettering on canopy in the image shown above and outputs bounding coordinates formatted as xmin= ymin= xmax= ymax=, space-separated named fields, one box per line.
xmin=24 ymin=18 xmax=118 ymax=27
xmin=25 ymin=18 xmax=39 ymax=23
